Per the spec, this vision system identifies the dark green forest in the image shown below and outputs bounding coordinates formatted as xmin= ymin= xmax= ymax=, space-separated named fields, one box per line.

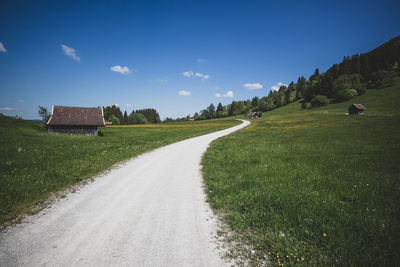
xmin=103 ymin=105 xmax=161 ymax=125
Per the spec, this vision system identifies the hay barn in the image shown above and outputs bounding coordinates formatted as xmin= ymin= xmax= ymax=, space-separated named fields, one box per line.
xmin=47 ymin=105 xmax=105 ymax=135
xmin=349 ymin=104 xmax=366 ymax=115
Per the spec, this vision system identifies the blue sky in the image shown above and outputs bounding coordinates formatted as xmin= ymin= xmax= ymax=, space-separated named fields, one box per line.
xmin=0 ymin=0 xmax=399 ymax=119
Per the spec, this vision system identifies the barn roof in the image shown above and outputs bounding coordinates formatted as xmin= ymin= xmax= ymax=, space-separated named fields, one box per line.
xmin=47 ymin=105 xmax=105 ymax=126
xmin=352 ymin=103 xmax=366 ymax=110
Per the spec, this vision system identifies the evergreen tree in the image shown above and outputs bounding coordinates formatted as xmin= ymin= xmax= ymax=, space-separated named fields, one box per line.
xmin=207 ymin=103 xmax=216 ymax=119
xmin=123 ymin=111 xmax=128 ymax=125
xmin=251 ymin=96 xmax=259 ymax=107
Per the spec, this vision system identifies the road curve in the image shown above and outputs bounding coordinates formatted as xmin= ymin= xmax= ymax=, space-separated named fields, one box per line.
xmin=0 ymin=119 xmax=250 ymax=267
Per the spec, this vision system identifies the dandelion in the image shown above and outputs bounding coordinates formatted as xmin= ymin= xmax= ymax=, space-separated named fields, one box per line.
xmin=301 ymin=257 xmax=305 ymax=261
xmin=381 ymin=223 xmax=385 ymax=228
xmin=323 ymin=233 xmax=327 ymax=237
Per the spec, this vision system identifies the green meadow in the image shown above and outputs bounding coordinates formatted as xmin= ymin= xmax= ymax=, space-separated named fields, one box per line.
xmin=0 ymin=118 xmax=240 ymax=225
xmin=202 ymin=80 xmax=400 ymax=266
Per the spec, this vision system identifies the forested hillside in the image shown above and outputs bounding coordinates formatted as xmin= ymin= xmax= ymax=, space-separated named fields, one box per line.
xmin=189 ymin=36 xmax=400 ymax=120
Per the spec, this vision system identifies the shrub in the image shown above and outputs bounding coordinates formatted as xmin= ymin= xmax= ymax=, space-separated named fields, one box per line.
xmin=108 ymin=114 xmax=120 ymax=125
xmin=311 ymin=95 xmax=330 ymax=107
xmin=335 ymin=89 xmax=358 ymax=102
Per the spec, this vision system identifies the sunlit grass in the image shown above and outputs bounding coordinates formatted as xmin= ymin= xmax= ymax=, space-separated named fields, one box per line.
xmin=202 ymin=82 xmax=400 ymax=266
xmin=0 ymin=117 xmax=240 ymax=225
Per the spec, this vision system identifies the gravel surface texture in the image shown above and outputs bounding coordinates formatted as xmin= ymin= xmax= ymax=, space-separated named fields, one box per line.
xmin=0 ymin=120 xmax=250 ymax=267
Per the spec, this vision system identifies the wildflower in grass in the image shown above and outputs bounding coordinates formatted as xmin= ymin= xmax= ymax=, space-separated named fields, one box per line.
xmin=381 ymin=223 xmax=385 ymax=228
xmin=323 ymin=233 xmax=327 ymax=237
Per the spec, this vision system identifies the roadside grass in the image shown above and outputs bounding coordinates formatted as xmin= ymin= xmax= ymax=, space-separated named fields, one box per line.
xmin=202 ymin=83 xmax=400 ymax=266
xmin=0 ymin=116 xmax=240 ymax=225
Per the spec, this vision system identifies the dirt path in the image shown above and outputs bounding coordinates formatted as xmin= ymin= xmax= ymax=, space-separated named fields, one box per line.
xmin=0 ymin=120 xmax=250 ymax=266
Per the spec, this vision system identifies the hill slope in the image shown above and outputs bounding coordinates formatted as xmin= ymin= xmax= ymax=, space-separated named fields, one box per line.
xmin=202 ymin=80 xmax=400 ymax=266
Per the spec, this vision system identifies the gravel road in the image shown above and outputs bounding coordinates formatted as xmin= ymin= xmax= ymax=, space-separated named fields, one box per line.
xmin=0 ymin=119 xmax=250 ymax=267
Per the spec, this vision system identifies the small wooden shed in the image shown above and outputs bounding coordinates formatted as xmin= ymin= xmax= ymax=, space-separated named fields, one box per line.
xmin=348 ymin=104 xmax=366 ymax=115
xmin=47 ymin=105 xmax=105 ymax=135
xmin=249 ymin=112 xmax=262 ymax=119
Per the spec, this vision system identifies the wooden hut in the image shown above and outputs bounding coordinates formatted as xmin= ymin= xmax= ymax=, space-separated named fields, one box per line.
xmin=348 ymin=104 xmax=366 ymax=115
xmin=249 ymin=112 xmax=262 ymax=119
xmin=47 ymin=105 xmax=105 ymax=135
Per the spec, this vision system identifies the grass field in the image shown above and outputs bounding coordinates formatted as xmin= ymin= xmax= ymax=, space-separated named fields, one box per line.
xmin=202 ymin=80 xmax=400 ymax=266
xmin=0 ymin=117 xmax=240 ymax=225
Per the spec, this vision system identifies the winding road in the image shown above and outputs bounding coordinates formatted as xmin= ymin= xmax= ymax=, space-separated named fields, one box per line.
xmin=0 ymin=120 xmax=250 ymax=267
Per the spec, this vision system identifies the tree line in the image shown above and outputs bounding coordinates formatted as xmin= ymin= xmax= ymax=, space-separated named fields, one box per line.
xmin=104 ymin=105 xmax=161 ymax=125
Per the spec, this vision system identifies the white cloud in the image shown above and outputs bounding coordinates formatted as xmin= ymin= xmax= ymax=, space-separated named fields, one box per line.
xmin=61 ymin=44 xmax=80 ymax=61
xmin=125 ymin=104 xmax=131 ymax=108
xmin=216 ymin=91 xmax=234 ymax=98
xmin=182 ymin=71 xmax=209 ymax=80
xmin=178 ymin=90 xmax=191 ymax=96
xmin=215 ymin=86 xmax=220 ymax=90
xmin=182 ymin=71 xmax=194 ymax=77
xmin=0 ymin=107 xmax=12 ymax=111
xmin=271 ymin=82 xmax=287 ymax=91
xmin=0 ymin=42 xmax=7 ymax=53
xmin=110 ymin=65 xmax=131 ymax=75
xmin=158 ymin=79 xmax=168 ymax=82
xmin=114 ymin=104 xmax=120 ymax=107
xmin=197 ymin=58 xmax=204 ymax=62
xmin=244 ymin=83 xmax=263 ymax=90
xmin=17 ymin=99 xmax=24 ymax=103
xmin=195 ymin=72 xmax=210 ymax=80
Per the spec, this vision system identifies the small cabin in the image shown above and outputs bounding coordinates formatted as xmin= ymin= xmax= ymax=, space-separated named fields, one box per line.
xmin=47 ymin=105 xmax=105 ymax=135
xmin=348 ymin=104 xmax=366 ymax=115
xmin=249 ymin=112 xmax=262 ymax=119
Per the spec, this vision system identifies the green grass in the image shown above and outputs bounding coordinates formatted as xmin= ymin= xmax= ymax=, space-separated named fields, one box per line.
xmin=0 ymin=117 xmax=240 ymax=225
xmin=267 ymin=78 xmax=400 ymax=117
xmin=202 ymin=81 xmax=400 ymax=266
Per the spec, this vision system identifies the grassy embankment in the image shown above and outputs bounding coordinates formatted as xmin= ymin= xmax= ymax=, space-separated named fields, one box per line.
xmin=202 ymin=79 xmax=400 ymax=266
xmin=0 ymin=118 xmax=240 ymax=225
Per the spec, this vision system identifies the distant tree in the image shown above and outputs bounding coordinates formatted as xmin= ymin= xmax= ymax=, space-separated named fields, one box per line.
xmin=288 ymin=81 xmax=296 ymax=91
xmin=38 ymin=106 xmax=51 ymax=122
xmin=128 ymin=112 xmax=146 ymax=124
xmin=285 ymin=87 xmax=292 ymax=104
xmin=310 ymin=95 xmax=330 ymax=108
xmin=123 ymin=111 xmax=128 ymax=125
xmin=259 ymin=97 xmax=275 ymax=112
xmin=309 ymin=68 xmax=320 ymax=81
xmin=207 ymin=103 xmax=216 ymax=119
xmin=296 ymin=76 xmax=307 ymax=99
xmin=163 ymin=117 xmax=173 ymax=123
xmin=135 ymin=109 xmax=161 ymax=123
xmin=193 ymin=112 xmax=199 ymax=119
xmin=199 ymin=109 xmax=209 ymax=120
xmin=228 ymin=101 xmax=237 ymax=116
xmin=334 ymin=89 xmax=358 ymax=102
xmin=301 ymin=101 xmax=307 ymax=109
xmin=216 ymin=103 xmax=225 ymax=118
xmin=251 ymin=96 xmax=259 ymax=107
xmin=108 ymin=114 xmax=120 ymax=125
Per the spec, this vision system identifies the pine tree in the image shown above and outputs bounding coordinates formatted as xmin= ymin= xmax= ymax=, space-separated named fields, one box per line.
xmin=123 ymin=111 xmax=128 ymax=125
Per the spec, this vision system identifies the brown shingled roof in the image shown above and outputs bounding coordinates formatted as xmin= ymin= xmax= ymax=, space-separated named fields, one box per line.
xmin=47 ymin=106 xmax=105 ymax=126
xmin=352 ymin=104 xmax=366 ymax=110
